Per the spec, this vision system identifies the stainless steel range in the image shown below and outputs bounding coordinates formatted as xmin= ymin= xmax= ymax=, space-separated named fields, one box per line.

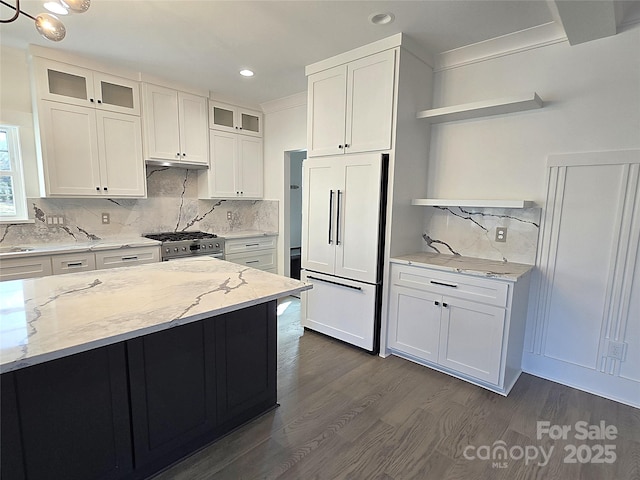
xmin=143 ymin=232 xmax=224 ymax=261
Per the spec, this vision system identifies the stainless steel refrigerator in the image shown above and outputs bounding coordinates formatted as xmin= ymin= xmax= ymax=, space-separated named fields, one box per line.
xmin=300 ymin=152 xmax=388 ymax=353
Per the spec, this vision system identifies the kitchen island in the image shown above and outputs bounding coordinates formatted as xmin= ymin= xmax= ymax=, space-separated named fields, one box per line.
xmin=0 ymin=258 xmax=310 ymax=480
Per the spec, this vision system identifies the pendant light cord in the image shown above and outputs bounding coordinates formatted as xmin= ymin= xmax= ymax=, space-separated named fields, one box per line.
xmin=1 ymin=0 xmax=37 ymax=23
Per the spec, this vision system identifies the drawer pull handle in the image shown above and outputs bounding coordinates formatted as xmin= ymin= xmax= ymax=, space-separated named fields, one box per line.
xmin=307 ymin=275 xmax=362 ymax=291
xmin=430 ymin=280 xmax=457 ymax=288
xmin=246 ymin=260 xmax=259 ymax=264
xmin=67 ymin=262 xmax=83 ymax=267
xmin=122 ymin=256 xmax=138 ymax=261
xmin=245 ymin=243 xmax=260 ymax=247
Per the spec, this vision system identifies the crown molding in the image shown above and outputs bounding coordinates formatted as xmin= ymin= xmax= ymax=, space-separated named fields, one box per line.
xmin=435 ymin=22 xmax=567 ymax=72
xmin=260 ymin=91 xmax=307 ymax=115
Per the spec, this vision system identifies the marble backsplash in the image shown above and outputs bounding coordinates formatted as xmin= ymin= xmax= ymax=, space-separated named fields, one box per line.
xmin=422 ymin=206 xmax=541 ymax=264
xmin=0 ymin=167 xmax=278 ymax=246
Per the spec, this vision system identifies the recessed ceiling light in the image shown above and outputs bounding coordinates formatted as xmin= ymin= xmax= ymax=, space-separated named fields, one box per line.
xmin=368 ymin=12 xmax=395 ymax=25
xmin=44 ymin=1 xmax=69 ymax=15
xmin=239 ymin=69 xmax=254 ymax=77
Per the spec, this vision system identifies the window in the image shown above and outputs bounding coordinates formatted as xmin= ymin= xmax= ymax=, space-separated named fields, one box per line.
xmin=0 ymin=125 xmax=28 ymax=222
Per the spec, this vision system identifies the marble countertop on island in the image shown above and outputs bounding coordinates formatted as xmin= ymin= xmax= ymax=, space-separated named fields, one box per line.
xmin=391 ymin=252 xmax=534 ymax=281
xmin=0 ymin=257 xmax=310 ymax=373
xmin=0 ymin=237 xmax=161 ymax=259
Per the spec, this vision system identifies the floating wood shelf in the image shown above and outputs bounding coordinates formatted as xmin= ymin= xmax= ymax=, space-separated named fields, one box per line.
xmin=411 ymin=199 xmax=536 ymax=209
xmin=416 ymin=93 xmax=543 ymax=123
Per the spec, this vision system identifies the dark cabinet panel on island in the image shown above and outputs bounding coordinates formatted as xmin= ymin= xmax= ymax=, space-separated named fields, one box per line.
xmin=216 ymin=301 xmax=277 ymax=425
xmin=0 ymin=300 xmax=278 ymax=480
xmin=0 ymin=344 xmax=133 ymax=480
xmin=127 ymin=318 xmax=218 ymax=471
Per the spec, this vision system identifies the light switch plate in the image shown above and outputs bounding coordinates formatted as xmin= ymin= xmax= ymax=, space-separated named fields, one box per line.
xmin=495 ymin=227 xmax=507 ymax=242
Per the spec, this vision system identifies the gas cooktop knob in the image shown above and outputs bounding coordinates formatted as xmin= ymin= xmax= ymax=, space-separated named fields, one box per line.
xmin=173 ymin=248 xmax=178 ymax=252
xmin=208 ymin=244 xmax=213 ymax=248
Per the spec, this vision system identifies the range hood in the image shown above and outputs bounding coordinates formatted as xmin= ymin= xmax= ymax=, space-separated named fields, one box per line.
xmin=145 ymin=159 xmax=209 ymax=170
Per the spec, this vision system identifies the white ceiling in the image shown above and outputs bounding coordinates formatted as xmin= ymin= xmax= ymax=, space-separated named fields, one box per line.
xmin=1 ymin=0 xmax=639 ymax=105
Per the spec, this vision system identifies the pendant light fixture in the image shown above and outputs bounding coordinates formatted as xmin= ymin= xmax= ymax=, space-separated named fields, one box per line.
xmin=0 ymin=0 xmax=90 ymax=42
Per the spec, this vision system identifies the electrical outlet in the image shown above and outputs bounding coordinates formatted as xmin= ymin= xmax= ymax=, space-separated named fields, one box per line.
xmin=46 ymin=214 xmax=65 ymax=226
xmin=102 ymin=213 xmax=110 ymax=224
xmin=227 ymin=211 xmax=232 ymax=220
xmin=607 ymin=340 xmax=626 ymax=361
xmin=495 ymin=227 xmax=507 ymax=242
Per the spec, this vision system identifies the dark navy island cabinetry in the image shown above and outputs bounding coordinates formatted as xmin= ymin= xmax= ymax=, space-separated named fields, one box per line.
xmin=1 ymin=301 xmax=278 ymax=480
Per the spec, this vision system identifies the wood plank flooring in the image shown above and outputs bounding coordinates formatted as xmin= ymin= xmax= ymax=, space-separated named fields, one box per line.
xmin=152 ymin=297 xmax=640 ymax=480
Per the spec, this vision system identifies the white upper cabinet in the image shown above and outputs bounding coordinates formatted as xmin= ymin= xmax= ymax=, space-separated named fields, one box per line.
xmin=31 ymin=55 xmax=145 ymax=198
xmin=209 ymin=101 xmax=262 ymax=137
xmin=142 ymin=84 xmax=209 ymax=166
xmin=35 ymin=59 xmax=140 ymax=115
xmin=307 ymin=49 xmax=396 ymax=157
xmin=198 ymin=130 xmax=263 ymax=199
xmin=39 ymin=101 xmax=145 ymax=197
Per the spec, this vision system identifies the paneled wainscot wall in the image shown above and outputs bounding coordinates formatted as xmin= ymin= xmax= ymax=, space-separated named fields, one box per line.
xmin=0 ymin=167 xmax=278 ymax=246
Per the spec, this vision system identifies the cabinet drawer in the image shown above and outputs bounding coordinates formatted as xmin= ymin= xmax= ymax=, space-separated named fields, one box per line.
xmin=224 ymin=236 xmax=276 ymax=254
xmin=391 ymin=263 xmax=509 ymax=307
xmin=51 ymin=252 xmax=96 ymax=275
xmin=0 ymin=255 xmax=53 ymax=281
xmin=225 ymin=250 xmax=276 ymax=271
xmin=95 ymin=247 xmax=160 ymax=270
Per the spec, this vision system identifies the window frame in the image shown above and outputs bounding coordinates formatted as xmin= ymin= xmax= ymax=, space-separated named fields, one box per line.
xmin=0 ymin=125 xmax=29 ymax=223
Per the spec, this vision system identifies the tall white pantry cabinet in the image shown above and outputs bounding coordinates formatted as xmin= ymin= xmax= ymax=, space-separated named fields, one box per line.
xmin=301 ymin=34 xmax=434 ymax=352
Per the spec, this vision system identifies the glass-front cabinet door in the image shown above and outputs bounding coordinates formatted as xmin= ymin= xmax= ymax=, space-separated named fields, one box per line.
xmin=209 ymin=101 xmax=262 ymax=137
xmin=36 ymin=59 xmax=140 ymax=115
xmin=239 ymin=109 xmax=261 ymax=137
xmin=93 ymin=73 xmax=140 ymax=115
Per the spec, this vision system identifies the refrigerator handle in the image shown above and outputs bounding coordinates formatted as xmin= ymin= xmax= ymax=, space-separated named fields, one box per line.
xmin=336 ymin=190 xmax=342 ymax=245
xmin=328 ymin=190 xmax=334 ymax=244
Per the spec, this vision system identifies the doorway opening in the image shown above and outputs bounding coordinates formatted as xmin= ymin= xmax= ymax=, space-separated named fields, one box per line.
xmin=288 ymin=150 xmax=306 ymax=279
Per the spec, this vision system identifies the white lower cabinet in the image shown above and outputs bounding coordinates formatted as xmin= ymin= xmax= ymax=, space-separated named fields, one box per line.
xmin=94 ymin=246 xmax=160 ymax=270
xmin=387 ymin=262 xmax=530 ymax=395
xmin=0 ymin=256 xmax=53 ymax=281
xmin=223 ymin=235 xmax=277 ymax=273
xmin=0 ymin=246 xmax=160 ymax=281
xmin=51 ymin=252 xmax=96 ymax=275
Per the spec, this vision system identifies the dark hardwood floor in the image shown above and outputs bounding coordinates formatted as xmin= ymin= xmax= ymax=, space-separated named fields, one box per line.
xmin=152 ymin=297 xmax=640 ymax=480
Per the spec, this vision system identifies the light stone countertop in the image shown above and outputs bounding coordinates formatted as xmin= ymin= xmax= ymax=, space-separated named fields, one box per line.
xmin=0 ymin=237 xmax=161 ymax=259
xmin=0 ymin=257 xmax=310 ymax=373
xmin=220 ymin=230 xmax=278 ymax=239
xmin=391 ymin=252 xmax=534 ymax=281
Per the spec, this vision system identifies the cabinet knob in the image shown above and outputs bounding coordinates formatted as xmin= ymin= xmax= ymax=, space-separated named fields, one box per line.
xmin=442 ymin=302 xmax=448 ymax=308
xmin=96 ymin=186 xmax=100 ymax=191
xmin=90 ymin=98 xmax=95 ymax=103
xmin=235 ymin=126 xmax=239 ymax=129
xmin=97 ymin=99 xmax=102 ymax=104
xmin=434 ymin=301 xmax=440 ymax=306
xmin=182 ymin=153 xmax=186 ymax=157
xmin=177 ymin=153 xmax=181 ymax=157
xmin=103 ymin=187 xmax=108 ymax=191
xmin=344 ymin=144 xmax=350 ymax=148
xmin=338 ymin=145 xmax=343 ymax=149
